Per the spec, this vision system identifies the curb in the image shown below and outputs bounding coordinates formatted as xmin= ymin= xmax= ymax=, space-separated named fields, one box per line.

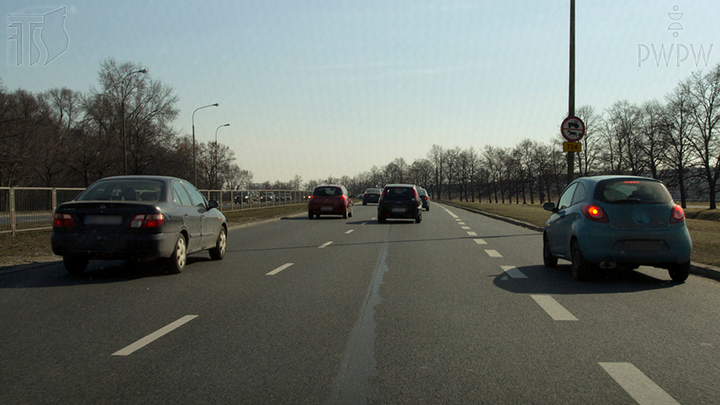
xmin=439 ymin=201 xmax=720 ymax=283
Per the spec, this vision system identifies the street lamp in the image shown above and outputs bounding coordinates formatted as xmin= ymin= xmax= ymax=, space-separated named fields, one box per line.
xmin=121 ymin=68 xmax=148 ymax=175
xmin=213 ymin=123 xmax=230 ymax=189
xmin=192 ymin=103 xmax=219 ymax=186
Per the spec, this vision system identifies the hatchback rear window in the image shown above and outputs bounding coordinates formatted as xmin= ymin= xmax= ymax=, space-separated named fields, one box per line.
xmin=594 ymin=179 xmax=672 ymax=204
xmin=383 ymin=187 xmax=414 ymax=201
xmin=365 ymin=189 xmax=381 ymax=194
xmin=313 ymin=187 xmax=342 ymax=197
xmin=78 ymin=180 xmax=164 ymax=202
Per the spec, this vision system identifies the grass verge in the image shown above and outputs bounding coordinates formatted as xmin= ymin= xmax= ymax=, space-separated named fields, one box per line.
xmin=444 ymin=200 xmax=720 ymax=268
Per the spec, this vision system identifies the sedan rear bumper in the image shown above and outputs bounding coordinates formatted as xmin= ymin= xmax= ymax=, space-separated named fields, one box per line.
xmin=51 ymin=231 xmax=177 ymax=260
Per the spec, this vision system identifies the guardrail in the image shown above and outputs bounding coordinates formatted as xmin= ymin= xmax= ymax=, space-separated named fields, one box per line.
xmin=0 ymin=187 xmax=310 ymax=235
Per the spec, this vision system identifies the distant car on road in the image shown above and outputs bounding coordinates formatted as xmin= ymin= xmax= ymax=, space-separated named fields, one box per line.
xmin=543 ymin=175 xmax=692 ymax=282
xmin=362 ymin=188 xmax=382 ymax=205
xmin=377 ymin=184 xmax=422 ymax=223
xmin=308 ymin=185 xmax=353 ymax=219
xmin=51 ymin=176 xmax=227 ymax=275
xmin=417 ymin=188 xmax=430 ymax=211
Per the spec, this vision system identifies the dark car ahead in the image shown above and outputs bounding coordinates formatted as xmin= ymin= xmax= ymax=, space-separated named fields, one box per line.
xmin=308 ymin=185 xmax=353 ymax=219
xmin=543 ymin=176 xmax=692 ymax=282
xmin=417 ymin=188 xmax=430 ymax=211
xmin=377 ymin=184 xmax=422 ymax=223
xmin=51 ymin=176 xmax=227 ymax=275
xmin=362 ymin=188 xmax=382 ymax=205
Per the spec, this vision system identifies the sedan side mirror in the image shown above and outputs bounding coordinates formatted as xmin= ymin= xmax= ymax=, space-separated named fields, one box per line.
xmin=208 ymin=200 xmax=219 ymax=209
xmin=543 ymin=202 xmax=556 ymax=212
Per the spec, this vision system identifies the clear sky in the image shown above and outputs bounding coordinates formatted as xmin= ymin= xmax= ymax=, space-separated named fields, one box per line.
xmin=3 ymin=1 xmax=719 ymax=183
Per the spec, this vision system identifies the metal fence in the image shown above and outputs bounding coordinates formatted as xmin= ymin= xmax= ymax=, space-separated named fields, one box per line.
xmin=0 ymin=187 xmax=310 ymax=235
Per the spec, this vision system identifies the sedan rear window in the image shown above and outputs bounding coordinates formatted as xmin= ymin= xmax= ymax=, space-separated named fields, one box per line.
xmin=77 ymin=180 xmax=164 ymax=202
xmin=594 ymin=179 xmax=672 ymax=204
xmin=313 ymin=187 xmax=342 ymax=197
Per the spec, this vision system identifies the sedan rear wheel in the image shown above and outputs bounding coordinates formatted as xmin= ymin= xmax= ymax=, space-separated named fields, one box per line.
xmin=343 ymin=208 xmax=348 ymax=219
xmin=668 ymin=261 xmax=690 ymax=283
xmin=64 ymin=256 xmax=89 ymax=275
xmin=209 ymin=227 xmax=226 ymax=260
xmin=167 ymin=234 xmax=187 ymax=274
xmin=571 ymin=241 xmax=592 ymax=281
xmin=543 ymin=234 xmax=558 ymax=268
xmin=308 ymin=212 xmax=313 ymax=219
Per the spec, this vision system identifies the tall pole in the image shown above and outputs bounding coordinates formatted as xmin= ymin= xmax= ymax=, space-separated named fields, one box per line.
xmin=192 ymin=103 xmax=219 ymax=186
xmin=120 ymin=68 xmax=147 ymax=175
xmin=214 ymin=123 xmax=230 ymax=189
xmin=567 ymin=0 xmax=576 ymax=184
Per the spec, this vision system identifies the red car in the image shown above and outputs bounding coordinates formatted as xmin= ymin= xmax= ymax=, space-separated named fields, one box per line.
xmin=308 ymin=185 xmax=354 ymax=219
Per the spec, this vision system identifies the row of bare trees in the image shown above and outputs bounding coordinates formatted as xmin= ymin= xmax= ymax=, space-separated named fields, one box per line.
xmin=0 ymin=58 xmax=253 ymax=190
xmin=309 ymin=64 xmax=719 ymax=209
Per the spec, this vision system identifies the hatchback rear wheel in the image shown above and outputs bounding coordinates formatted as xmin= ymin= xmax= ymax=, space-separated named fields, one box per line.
xmin=571 ymin=241 xmax=592 ymax=281
xmin=668 ymin=261 xmax=690 ymax=283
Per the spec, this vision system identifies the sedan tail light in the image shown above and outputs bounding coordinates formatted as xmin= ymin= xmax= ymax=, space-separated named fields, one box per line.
xmin=581 ymin=204 xmax=609 ymax=223
xmin=670 ymin=204 xmax=685 ymax=223
xmin=53 ymin=213 xmax=75 ymax=228
xmin=130 ymin=214 xmax=165 ymax=228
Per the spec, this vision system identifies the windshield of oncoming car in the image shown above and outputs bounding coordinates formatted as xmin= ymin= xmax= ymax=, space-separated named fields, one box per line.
xmin=313 ymin=187 xmax=342 ymax=197
xmin=594 ymin=179 xmax=672 ymax=204
xmin=77 ymin=180 xmax=164 ymax=202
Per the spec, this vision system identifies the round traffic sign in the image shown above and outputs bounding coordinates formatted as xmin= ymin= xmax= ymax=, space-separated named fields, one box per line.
xmin=561 ymin=116 xmax=585 ymax=142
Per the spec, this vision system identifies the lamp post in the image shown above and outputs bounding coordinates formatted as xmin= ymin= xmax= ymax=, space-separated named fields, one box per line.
xmin=213 ymin=123 xmax=230 ymax=189
xmin=121 ymin=68 xmax=148 ymax=175
xmin=192 ymin=103 xmax=219 ymax=186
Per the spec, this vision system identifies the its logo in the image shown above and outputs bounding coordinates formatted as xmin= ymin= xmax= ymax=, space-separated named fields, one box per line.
xmin=7 ymin=6 xmax=71 ymax=67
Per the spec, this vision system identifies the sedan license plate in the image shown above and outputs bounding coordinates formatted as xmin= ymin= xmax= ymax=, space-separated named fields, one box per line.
xmin=321 ymin=206 xmax=333 ymax=212
xmin=84 ymin=215 xmax=123 ymax=225
xmin=391 ymin=206 xmax=406 ymax=213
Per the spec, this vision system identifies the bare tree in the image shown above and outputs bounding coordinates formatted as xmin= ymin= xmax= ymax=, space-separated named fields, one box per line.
xmin=663 ymin=80 xmax=697 ymax=207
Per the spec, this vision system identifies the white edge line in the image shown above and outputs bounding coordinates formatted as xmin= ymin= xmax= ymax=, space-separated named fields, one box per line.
xmin=267 ymin=263 xmax=294 ymax=276
xmin=599 ymin=362 xmax=680 ymax=405
xmin=112 ymin=315 xmax=198 ymax=356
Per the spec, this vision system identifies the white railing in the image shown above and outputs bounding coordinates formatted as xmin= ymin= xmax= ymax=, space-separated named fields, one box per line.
xmin=0 ymin=187 xmax=310 ymax=235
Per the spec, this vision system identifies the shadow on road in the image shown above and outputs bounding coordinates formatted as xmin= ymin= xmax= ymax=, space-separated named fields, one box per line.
xmin=492 ymin=264 xmax=676 ymax=295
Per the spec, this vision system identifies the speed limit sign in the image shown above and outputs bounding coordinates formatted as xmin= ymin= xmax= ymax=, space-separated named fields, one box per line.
xmin=561 ymin=116 xmax=585 ymax=142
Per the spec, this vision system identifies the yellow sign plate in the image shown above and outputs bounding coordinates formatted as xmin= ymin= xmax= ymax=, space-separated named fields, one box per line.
xmin=563 ymin=142 xmax=582 ymax=152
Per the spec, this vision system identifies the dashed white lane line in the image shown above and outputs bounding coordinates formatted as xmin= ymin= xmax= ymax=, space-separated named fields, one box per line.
xmin=112 ymin=315 xmax=198 ymax=356
xmin=501 ymin=265 xmax=527 ymax=279
xmin=474 ymin=239 xmax=487 ymax=245
xmin=319 ymin=241 xmax=333 ymax=248
xmin=345 ymin=229 xmax=354 ymax=234
xmin=360 ymin=222 xmax=367 ymax=225
xmin=462 ymin=226 xmax=471 ymax=230
xmin=458 ymin=222 xmax=466 ymax=225
xmin=455 ymin=219 xmax=462 ymax=222
xmin=530 ymin=295 xmax=578 ymax=321
xmin=267 ymin=263 xmax=294 ymax=276
xmin=485 ymin=250 xmax=502 ymax=257
xmin=467 ymin=231 xmax=477 ymax=236
xmin=599 ymin=363 xmax=680 ymax=405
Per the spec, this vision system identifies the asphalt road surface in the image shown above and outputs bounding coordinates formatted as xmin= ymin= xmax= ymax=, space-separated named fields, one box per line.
xmin=2 ymin=202 xmax=719 ymax=404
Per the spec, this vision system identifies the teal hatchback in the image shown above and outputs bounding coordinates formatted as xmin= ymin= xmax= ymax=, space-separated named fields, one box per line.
xmin=543 ymin=176 xmax=692 ymax=282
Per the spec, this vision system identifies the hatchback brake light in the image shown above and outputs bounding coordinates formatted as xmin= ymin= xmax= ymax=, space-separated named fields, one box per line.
xmin=670 ymin=204 xmax=685 ymax=223
xmin=53 ymin=213 xmax=75 ymax=228
xmin=581 ymin=204 xmax=609 ymax=223
xmin=130 ymin=214 xmax=165 ymax=228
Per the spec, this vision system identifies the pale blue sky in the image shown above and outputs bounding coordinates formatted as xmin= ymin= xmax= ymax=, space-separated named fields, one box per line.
xmin=3 ymin=1 xmax=719 ymax=183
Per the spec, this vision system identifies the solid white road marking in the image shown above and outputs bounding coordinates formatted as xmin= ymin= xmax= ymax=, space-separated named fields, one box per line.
xmin=599 ymin=363 xmax=680 ymax=405
xmin=443 ymin=208 xmax=458 ymax=219
xmin=474 ymin=239 xmax=487 ymax=245
xmin=530 ymin=295 xmax=578 ymax=321
xmin=319 ymin=241 xmax=333 ymax=248
xmin=345 ymin=230 xmax=354 ymax=234
xmin=462 ymin=226 xmax=471 ymax=230
xmin=485 ymin=250 xmax=502 ymax=257
xmin=267 ymin=263 xmax=294 ymax=276
xmin=501 ymin=265 xmax=527 ymax=279
xmin=467 ymin=231 xmax=477 ymax=236
xmin=112 ymin=315 xmax=198 ymax=356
